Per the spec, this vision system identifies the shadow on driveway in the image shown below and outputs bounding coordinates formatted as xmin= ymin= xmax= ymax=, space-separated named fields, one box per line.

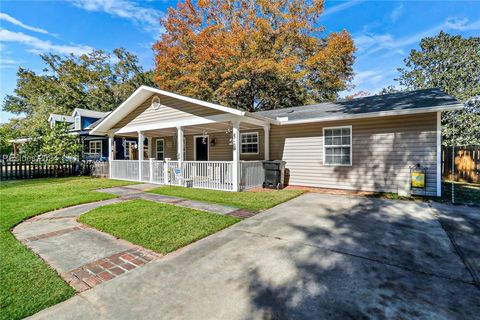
xmin=30 ymin=193 xmax=480 ymax=320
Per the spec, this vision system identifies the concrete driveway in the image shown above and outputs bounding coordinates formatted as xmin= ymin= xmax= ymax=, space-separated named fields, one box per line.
xmin=31 ymin=193 xmax=480 ymax=319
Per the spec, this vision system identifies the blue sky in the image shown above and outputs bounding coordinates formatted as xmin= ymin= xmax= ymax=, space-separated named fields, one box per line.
xmin=1 ymin=0 xmax=479 ymax=123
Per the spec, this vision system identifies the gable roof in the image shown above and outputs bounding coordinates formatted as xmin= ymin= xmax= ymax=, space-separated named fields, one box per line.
xmin=90 ymin=85 xmax=248 ymax=135
xmin=48 ymin=114 xmax=74 ymax=123
xmin=257 ymin=88 xmax=463 ymax=124
xmin=72 ymin=108 xmax=110 ymax=119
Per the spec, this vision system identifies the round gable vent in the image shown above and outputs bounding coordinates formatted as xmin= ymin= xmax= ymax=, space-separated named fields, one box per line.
xmin=151 ymin=96 xmax=162 ymax=110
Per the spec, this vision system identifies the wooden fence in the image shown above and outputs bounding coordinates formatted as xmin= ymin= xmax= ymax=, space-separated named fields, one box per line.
xmin=442 ymin=146 xmax=479 ymax=184
xmin=0 ymin=162 xmax=80 ymax=181
xmin=90 ymin=162 xmax=109 ymax=178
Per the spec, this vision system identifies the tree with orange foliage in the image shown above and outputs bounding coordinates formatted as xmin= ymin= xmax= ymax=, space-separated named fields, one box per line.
xmin=153 ymin=0 xmax=355 ymax=112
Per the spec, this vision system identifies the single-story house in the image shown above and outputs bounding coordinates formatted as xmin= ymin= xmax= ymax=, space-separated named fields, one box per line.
xmin=90 ymin=85 xmax=462 ymax=195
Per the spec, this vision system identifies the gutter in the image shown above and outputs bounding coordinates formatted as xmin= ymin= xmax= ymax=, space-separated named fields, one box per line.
xmin=272 ymin=104 xmax=464 ymax=126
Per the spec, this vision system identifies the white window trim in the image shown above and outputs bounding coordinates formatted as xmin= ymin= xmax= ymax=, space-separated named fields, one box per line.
xmin=74 ymin=115 xmax=81 ymax=130
xmin=156 ymin=138 xmax=165 ymax=160
xmin=240 ymin=132 xmax=259 ymax=155
xmin=193 ymin=135 xmax=209 ymax=161
xmin=323 ymin=125 xmax=352 ymax=166
xmin=89 ymin=140 xmax=102 ymax=155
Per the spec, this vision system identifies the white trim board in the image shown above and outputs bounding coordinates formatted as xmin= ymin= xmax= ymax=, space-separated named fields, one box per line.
xmin=436 ymin=112 xmax=442 ymax=197
xmin=91 ymin=86 xmax=252 ymax=135
xmin=322 ymin=125 xmax=352 ymax=167
xmin=240 ymin=131 xmax=259 ymax=155
xmin=275 ymin=104 xmax=464 ymax=126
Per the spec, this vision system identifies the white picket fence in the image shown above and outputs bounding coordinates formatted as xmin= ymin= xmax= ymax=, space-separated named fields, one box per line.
xmin=110 ymin=159 xmax=264 ymax=191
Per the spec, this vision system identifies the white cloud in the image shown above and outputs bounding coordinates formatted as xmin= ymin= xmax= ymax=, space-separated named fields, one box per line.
xmin=445 ymin=17 xmax=480 ymax=31
xmin=354 ymin=33 xmax=394 ymax=52
xmin=0 ymin=13 xmax=49 ymax=34
xmin=323 ymin=0 xmax=365 ymax=17
xmin=355 ymin=17 xmax=480 ymax=57
xmin=354 ymin=70 xmax=384 ymax=86
xmin=389 ymin=3 xmax=404 ymax=23
xmin=0 ymin=29 xmax=93 ymax=55
xmin=70 ymin=0 xmax=164 ymax=35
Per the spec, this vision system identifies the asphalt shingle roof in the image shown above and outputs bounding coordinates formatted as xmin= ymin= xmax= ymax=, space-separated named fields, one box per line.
xmin=256 ymin=88 xmax=461 ymax=121
xmin=73 ymin=108 xmax=110 ymax=119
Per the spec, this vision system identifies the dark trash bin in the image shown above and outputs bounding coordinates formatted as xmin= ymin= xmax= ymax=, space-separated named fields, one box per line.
xmin=262 ymin=160 xmax=286 ymax=189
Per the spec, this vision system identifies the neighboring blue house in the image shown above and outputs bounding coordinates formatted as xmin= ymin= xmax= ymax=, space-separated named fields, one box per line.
xmin=49 ymin=108 xmax=139 ymax=161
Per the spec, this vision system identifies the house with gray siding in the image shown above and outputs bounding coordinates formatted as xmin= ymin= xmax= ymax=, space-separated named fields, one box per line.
xmin=90 ymin=85 xmax=462 ymax=196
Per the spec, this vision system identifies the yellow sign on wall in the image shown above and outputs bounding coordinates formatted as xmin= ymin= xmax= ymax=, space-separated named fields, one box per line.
xmin=411 ymin=172 xmax=425 ymax=188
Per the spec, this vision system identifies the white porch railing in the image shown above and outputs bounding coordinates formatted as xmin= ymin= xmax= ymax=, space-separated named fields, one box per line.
xmin=183 ymin=161 xmax=234 ymax=191
xmin=240 ymin=161 xmax=265 ymax=190
xmin=110 ymin=159 xmax=241 ymax=191
xmin=111 ymin=160 xmax=139 ymax=182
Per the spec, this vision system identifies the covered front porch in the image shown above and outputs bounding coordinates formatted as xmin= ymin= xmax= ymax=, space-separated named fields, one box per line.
xmin=108 ymin=120 xmax=269 ymax=191
xmin=93 ymin=86 xmax=273 ymax=191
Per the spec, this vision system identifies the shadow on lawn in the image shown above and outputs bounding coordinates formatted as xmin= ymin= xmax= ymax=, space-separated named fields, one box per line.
xmin=240 ymin=196 xmax=480 ymax=319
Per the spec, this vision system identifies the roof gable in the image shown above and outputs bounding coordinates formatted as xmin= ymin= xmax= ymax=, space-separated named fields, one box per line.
xmin=48 ymin=114 xmax=74 ymax=123
xmin=72 ymin=108 xmax=109 ymax=119
xmin=90 ymin=86 xmax=246 ymax=135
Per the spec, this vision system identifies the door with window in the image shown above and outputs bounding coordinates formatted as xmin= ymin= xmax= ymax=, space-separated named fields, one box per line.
xmin=195 ymin=136 xmax=209 ymax=161
xmin=124 ymin=141 xmax=137 ymax=160
xmin=156 ymin=139 xmax=164 ymax=160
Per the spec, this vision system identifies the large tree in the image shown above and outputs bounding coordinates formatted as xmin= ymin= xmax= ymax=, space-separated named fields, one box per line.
xmin=153 ymin=0 xmax=355 ymax=112
xmin=397 ymin=31 xmax=480 ymax=146
xmin=3 ymin=48 xmax=153 ymax=137
xmin=21 ymin=122 xmax=82 ymax=162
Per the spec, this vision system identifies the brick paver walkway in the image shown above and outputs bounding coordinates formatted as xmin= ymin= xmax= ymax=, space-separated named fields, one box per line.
xmin=13 ymin=184 xmax=256 ymax=292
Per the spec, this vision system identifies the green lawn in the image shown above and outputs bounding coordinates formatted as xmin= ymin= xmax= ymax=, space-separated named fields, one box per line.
xmin=375 ymin=181 xmax=480 ymax=206
xmin=79 ymin=199 xmax=240 ymax=254
xmin=0 ymin=177 xmax=135 ymax=320
xmin=441 ymin=181 xmax=480 ymax=206
xmin=149 ymin=186 xmax=304 ymax=212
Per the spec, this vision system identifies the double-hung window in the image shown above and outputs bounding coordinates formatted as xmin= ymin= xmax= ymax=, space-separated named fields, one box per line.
xmin=74 ymin=115 xmax=81 ymax=130
xmin=89 ymin=140 xmax=102 ymax=155
xmin=323 ymin=126 xmax=352 ymax=166
xmin=241 ymin=132 xmax=259 ymax=154
xmin=156 ymin=139 xmax=164 ymax=160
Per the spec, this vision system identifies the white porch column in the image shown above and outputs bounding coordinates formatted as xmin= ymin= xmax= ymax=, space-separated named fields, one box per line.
xmin=108 ymin=133 xmax=114 ymax=178
xmin=147 ymin=136 xmax=153 ymax=159
xmin=263 ymin=124 xmax=270 ymax=161
xmin=138 ymin=131 xmax=144 ymax=181
xmin=232 ymin=120 xmax=240 ymax=191
xmin=177 ymin=126 xmax=184 ymax=161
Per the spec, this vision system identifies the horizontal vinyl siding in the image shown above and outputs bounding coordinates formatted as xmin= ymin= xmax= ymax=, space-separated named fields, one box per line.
xmin=112 ymin=93 xmax=222 ymax=130
xmin=270 ymin=113 xmax=438 ymax=196
xmin=151 ymin=130 xmax=265 ymax=161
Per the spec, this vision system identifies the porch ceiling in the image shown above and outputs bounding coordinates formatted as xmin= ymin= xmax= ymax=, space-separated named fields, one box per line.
xmin=119 ymin=121 xmax=262 ymax=138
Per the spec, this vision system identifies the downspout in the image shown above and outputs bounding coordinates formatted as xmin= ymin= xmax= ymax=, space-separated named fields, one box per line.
xmin=451 ymin=110 xmax=456 ymax=204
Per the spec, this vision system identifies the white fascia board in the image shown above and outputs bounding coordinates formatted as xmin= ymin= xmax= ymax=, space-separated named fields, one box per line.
xmin=90 ymin=86 xmax=152 ymax=135
xmin=113 ymin=114 xmax=239 ymax=135
xmin=277 ymin=104 xmax=463 ymax=125
xmin=143 ymin=86 xmax=245 ymax=116
xmin=91 ymin=86 xmax=246 ymax=135
xmin=242 ymin=113 xmax=274 ymax=126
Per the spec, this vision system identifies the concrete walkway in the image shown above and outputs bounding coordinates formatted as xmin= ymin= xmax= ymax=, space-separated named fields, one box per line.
xmin=27 ymin=193 xmax=480 ymax=320
xmin=13 ymin=184 xmax=254 ymax=292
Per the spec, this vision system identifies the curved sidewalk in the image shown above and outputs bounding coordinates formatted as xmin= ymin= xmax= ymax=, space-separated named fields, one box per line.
xmin=13 ymin=184 xmax=252 ymax=292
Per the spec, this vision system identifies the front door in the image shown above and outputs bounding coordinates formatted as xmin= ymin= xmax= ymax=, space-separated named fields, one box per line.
xmin=195 ymin=136 xmax=209 ymax=161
